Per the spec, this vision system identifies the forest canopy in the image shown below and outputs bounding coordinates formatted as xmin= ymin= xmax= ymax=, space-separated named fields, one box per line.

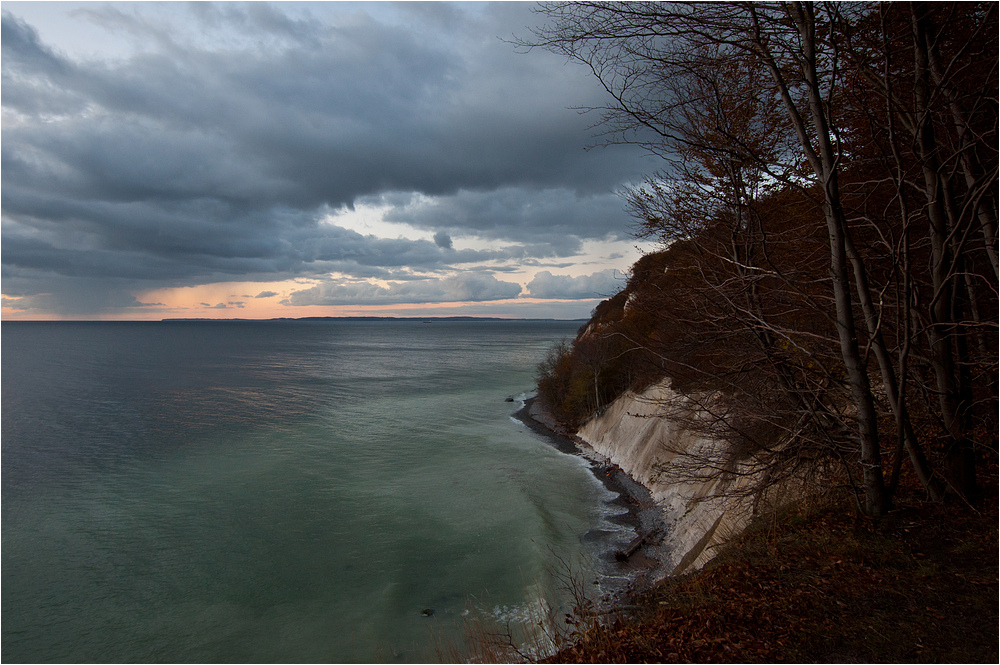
xmin=530 ymin=2 xmax=998 ymax=517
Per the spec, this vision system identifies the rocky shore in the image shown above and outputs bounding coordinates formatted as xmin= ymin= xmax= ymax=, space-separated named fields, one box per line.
xmin=512 ymin=396 xmax=673 ymax=603
xmin=513 ymin=393 xmax=998 ymax=664
xmin=515 ymin=379 xmax=771 ymax=593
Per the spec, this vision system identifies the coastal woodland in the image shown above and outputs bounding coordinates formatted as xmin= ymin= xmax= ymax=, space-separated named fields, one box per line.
xmin=530 ymin=2 xmax=998 ymax=518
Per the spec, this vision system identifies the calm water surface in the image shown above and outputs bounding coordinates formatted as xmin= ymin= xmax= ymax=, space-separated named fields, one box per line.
xmin=2 ymin=320 xmax=628 ymax=662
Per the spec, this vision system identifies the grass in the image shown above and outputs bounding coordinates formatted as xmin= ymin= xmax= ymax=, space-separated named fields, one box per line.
xmin=541 ymin=475 xmax=998 ymax=664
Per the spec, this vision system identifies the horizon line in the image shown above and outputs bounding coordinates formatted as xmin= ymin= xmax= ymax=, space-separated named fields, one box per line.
xmin=2 ymin=315 xmax=590 ymax=323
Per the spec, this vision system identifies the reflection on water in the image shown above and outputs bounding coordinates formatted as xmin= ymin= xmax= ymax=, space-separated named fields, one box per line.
xmin=2 ymin=320 xmax=626 ymax=663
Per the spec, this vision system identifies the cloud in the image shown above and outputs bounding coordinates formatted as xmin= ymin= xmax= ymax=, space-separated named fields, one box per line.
xmin=378 ymin=187 xmax=632 ymax=246
xmin=0 ymin=12 xmax=70 ymax=80
xmin=0 ymin=195 xmax=512 ymax=287
xmin=433 ymin=231 xmax=453 ymax=250
xmin=2 ymin=5 xmax=641 ymax=207
xmin=0 ymin=275 xmax=167 ymax=315
xmin=286 ymin=273 xmax=522 ymax=306
xmin=1 ymin=4 xmax=648 ymax=316
xmin=255 ymin=291 xmax=278 ymax=299
xmin=526 ymin=270 xmax=623 ymax=300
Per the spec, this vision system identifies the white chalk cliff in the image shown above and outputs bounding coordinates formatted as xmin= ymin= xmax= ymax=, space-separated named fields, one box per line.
xmin=576 ymin=380 xmax=759 ymax=576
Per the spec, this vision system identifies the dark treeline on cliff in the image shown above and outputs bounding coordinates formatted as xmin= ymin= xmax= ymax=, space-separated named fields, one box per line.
xmin=529 ymin=2 xmax=998 ymax=517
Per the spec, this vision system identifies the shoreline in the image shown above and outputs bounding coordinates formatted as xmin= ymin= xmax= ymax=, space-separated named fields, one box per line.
xmin=512 ymin=396 xmax=670 ymax=604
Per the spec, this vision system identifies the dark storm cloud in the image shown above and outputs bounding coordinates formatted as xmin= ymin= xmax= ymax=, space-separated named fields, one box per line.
xmin=1 ymin=3 xmax=647 ymax=314
xmin=1 ymin=10 xmax=69 ymax=77
xmin=2 ymin=198 xmax=514 ymax=282
xmin=377 ymin=187 xmax=632 ymax=247
xmin=0 ymin=271 xmax=169 ymax=315
xmin=433 ymin=231 xmax=453 ymax=250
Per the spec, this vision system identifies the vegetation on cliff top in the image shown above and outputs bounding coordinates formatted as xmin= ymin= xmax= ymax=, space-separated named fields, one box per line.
xmin=531 ymin=1 xmax=998 ymax=518
xmin=525 ymin=4 xmax=998 ymax=660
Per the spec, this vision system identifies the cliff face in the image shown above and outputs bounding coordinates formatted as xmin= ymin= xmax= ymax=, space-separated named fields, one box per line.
xmin=576 ymin=381 xmax=757 ymax=576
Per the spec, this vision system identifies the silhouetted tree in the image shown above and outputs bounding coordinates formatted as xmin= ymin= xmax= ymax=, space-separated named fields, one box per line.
xmin=529 ymin=1 xmax=997 ymax=514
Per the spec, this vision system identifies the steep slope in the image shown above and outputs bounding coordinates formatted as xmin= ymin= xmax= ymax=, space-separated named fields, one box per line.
xmin=575 ymin=381 xmax=759 ymax=575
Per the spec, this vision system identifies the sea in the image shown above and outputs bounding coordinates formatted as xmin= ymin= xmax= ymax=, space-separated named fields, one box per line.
xmin=1 ymin=319 xmax=636 ymax=663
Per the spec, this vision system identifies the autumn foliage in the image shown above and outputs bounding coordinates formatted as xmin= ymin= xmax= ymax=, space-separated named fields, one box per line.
xmin=534 ymin=1 xmax=998 ymax=515
xmin=543 ymin=485 xmax=998 ymax=663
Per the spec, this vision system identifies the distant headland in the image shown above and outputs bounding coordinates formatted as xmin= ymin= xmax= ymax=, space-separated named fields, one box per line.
xmin=159 ymin=316 xmax=586 ymax=322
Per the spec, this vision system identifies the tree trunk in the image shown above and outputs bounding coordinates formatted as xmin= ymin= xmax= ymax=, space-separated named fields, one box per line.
xmin=765 ymin=2 xmax=888 ymax=516
xmin=911 ymin=2 xmax=977 ymax=500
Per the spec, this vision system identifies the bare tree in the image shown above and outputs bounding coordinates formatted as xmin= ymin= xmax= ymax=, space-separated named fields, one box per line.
xmin=528 ymin=1 xmax=997 ymax=513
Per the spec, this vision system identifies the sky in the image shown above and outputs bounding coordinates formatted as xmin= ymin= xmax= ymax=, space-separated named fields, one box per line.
xmin=1 ymin=1 xmax=657 ymax=320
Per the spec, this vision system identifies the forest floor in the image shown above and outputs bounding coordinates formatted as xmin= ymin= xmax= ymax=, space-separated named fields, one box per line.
xmin=543 ymin=472 xmax=998 ymax=664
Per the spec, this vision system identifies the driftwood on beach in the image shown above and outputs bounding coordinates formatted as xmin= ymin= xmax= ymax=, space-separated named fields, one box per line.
xmin=614 ymin=528 xmax=662 ymax=562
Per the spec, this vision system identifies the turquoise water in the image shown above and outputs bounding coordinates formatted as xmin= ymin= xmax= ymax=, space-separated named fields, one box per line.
xmin=2 ymin=320 xmax=627 ymax=662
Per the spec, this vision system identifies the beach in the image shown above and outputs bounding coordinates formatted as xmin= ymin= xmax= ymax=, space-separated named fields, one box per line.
xmin=513 ymin=396 xmax=672 ymax=606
